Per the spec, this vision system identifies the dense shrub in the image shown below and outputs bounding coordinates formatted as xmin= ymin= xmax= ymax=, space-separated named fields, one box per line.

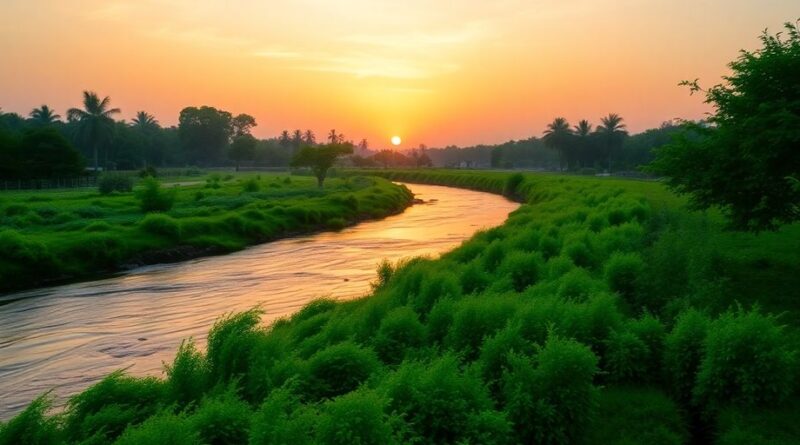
xmin=113 ymin=412 xmax=198 ymax=445
xmin=502 ymin=335 xmax=598 ymax=444
xmin=445 ymin=296 xmax=517 ymax=359
xmin=301 ymin=341 xmax=380 ymax=400
xmin=64 ymin=371 xmax=166 ymax=443
xmin=587 ymin=387 xmax=687 ymax=445
xmin=604 ymin=251 xmax=644 ymax=303
xmin=604 ymin=329 xmax=650 ymax=383
xmin=316 ymin=390 xmax=395 ymax=445
xmin=137 ymin=177 xmax=176 ymax=213
xmin=189 ymin=393 xmax=252 ymax=445
xmin=410 ymin=270 xmax=461 ymax=316
xmin=383 ymin=355 xmax=505 ymax=444
xmin=373 ymin=307 xmax=425 ymax=364
xmin=139 ymin=213 xmax=181 ymax=240
xmin=249 ymin=389 xmax=317 ymax=445
xmin=165 ymin=339 xmax=209 ymax=407
xmin=503 ymin=173 xmax=525 ymax=199
xmin=693 ymin=308 xmax=796 ymax=411
xmin=98 ymin=173 xmax=133 ymax=195
xmin=0 ymin=396 xmax=63 ymax=445
xmin=664 ymin=309 xmax=709 ymax=404
xmin=241 ymin=178 xmax=260 ymax=193
xmin=498 ymin=251 xmax=544 ymax=292
xmin=206 ymin=310 xmax=263 ymax=385
xmin=716 ymin=400 xmax=800 ymax=445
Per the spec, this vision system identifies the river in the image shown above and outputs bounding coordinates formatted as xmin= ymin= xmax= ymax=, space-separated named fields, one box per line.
xmin=0 ymin=183 xmax=518 ymax=420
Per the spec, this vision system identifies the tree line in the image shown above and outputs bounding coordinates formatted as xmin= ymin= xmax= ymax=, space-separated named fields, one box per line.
xmin=1 ymin=93 xmax=688 ymax=182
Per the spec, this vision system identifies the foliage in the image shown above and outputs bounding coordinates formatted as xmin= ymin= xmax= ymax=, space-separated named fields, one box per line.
xmin=98 ymin=173 xmax=133 ymax=194
xmin=136 ymin=177 xmax=175 ymax=212
xmin=649 ymin=22 xmax=800 ymax=230
xmin=291 ymin=143 xmax=354 ymax=187
xmin=0 ymin=395 xmax=63 ymax=445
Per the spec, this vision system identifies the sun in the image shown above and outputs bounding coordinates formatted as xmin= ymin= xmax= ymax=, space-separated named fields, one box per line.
xmin=391 ymin=136 xmax=402 ymax=146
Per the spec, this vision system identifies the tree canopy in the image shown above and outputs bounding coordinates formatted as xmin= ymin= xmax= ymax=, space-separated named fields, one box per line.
xmin=649 ymin=21 xmax=800 ymax=230
xmin=291 ymin=143 xmax=353 ymax=187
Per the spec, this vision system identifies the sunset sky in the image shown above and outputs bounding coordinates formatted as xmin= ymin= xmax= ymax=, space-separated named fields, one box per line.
xmin=1 ymin=1 xmax=797 ymax=148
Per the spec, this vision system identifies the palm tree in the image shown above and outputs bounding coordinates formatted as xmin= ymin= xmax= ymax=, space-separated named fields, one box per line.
xmin=278 ymin=130 xmax=291 ymax=148
xmin=573 ymin=120 xmax=593 ymax=168
xmin=132 ymin=111 xmax=158 ymax=129
xmin=595 ymin=113 xmax=627 ymax=172
xmin=543 ymin=117 xmax=573 ymax=171
xmin=29 ymin=105 xmax=61 ymax=126
xmin=574 ymin=120 xmax=592 ymax=137
xmin=67 ymin=91 xmax=120 ymax=171
xmin=327 ymin=129 xmax=343 ymax=144
xmin=303 ymin=129 xmax=316 ymax=145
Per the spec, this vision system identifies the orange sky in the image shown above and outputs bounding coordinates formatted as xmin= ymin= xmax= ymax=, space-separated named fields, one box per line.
xmin=1 ymin=1 xmax=797 ymax=148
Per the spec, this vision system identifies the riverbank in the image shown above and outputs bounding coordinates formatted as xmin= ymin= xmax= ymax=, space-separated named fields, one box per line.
xmin=0 ymin=174 xmax=414 ymax=293
xmin=3 ymin=170 xmax=798 ymax=444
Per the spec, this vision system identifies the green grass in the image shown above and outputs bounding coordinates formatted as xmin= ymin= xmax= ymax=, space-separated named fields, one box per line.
xmin=0 ymin=173 xmax=413 ymax=292
xmin=2 ymin=169 xmax=798 ymax=444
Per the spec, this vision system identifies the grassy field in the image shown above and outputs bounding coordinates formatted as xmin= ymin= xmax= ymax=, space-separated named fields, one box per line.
xmin=1 ymin=170 xmax=798 ymax=444
xmin=0 ymin=173 xmax=413 ymax=293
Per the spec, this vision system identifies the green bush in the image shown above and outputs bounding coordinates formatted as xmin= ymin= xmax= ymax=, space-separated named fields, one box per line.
xmin=189 ymin=393 xmax=252 ymax=445
xmin=604 ymin=251 xmax=644 ymax=304
xmin=113 ymin=412 xmax=198 ymax=445
xmin=138 ymin=166 xmax=158 ymax=178
xmin=664 ymin=309 xmax=709 ymax=404
xmin=165 ymin=339 xmax=209 ymax=407
xmin=587 ymin=387 xmax=688 ymax=445
xmin=0 ymin=396 xmax=63 ymax=445
xmin=317 ymin=390 xmax=395 ymax=445
xmin=498 ymin=251 xmax=544 ymax=292
xmin=249 ymin=389 xmax=317 ymax=445
xmin=136 ymin=177 xmax=175 ymax=213
xmin=383 ymin=355 xmax=504 ymax=444
xmin=63 ymin=371 xmax=166 ymax=443
xmin=603 ymin=329 xmax=650 ymax=383
xmin=693 ymin=308 xmax=797 ymax=411
xmin=98 ymin=173 xmax=133 ymax=195
xmin=241 ymin=178 xmax=260 ymax=193
xmin=374 ymin=307 xmax=425 ymax=364
xmin=206 ymin=310 xmax=263 ymax=385
xmin=502 ymin=335 xmax=598 ymax=444
xmin=557 ymin=267 xmax=601 ymax=299
xmin=302 ymin=341 xmax=380 ymax=400
xmin=445 ymin=296 xmax=517 ymax=360
xmin=716 ymin=400 xmax=800 ymax=445
xmin=503 ymin=173 xmax=525 ymax=199
xmin=139 ymin=213 xmax=181 ymax=240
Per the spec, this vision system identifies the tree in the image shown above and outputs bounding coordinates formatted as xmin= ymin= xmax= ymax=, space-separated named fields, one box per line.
xmin=291 ymin=143 xmax=353 ymax=187
xmin=67 ymin=91 xmax=120 ymax=171
xmin=29 ymin=105 xmax=61 ymax=126
xmin=22 ymin=128 xmax=84 ymax=178
xmin=132 ymin=111 xmax=158 ymax=130
xmin=595 ymin=113 xmax=627 ymax=171
xmin=229 ymin=134 xmax=257 ymax=171
xmin=573 ymin=120 xmax=594 ymax=168
xmin=649 ymin=21 xmax=800 ymax=230
xmin=232 ymin=114 xmax=257 ymax=137
xmin=292 ymin=129 xmax=303 ymax=151
xmin=357 ymin=138 xmax=369 ymax=154
xmin=303 ymin=129 xmax=316 ymax=145
xmin=543 ymin=117 xmax=573 ymax=171
xmin=327 ymin=129 xmax=344 ymax=144
xmin=178 ymin=106 xmax=233 ymax=165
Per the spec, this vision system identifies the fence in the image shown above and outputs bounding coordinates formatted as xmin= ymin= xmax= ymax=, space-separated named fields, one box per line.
xmin=0 ymin=176 xmax=99 ymax=191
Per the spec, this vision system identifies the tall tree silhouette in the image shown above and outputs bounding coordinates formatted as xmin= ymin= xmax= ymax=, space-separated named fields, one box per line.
xmin=573 ymin=119 xmax=593 ymax=168
xmin=543 ymin=117 xmax=573 ymax=171
xmin=132 ymin=111 xmax=158 ymax=129
xmin=303 ymin=129 xmax=316 ymax=145
xmin=29 ymin=105 xmax=61 ymax=126
xmin=67 ymin=91 xmax=120 ymax=171
xmin=595 ymin=113 xmax=627 ymax=171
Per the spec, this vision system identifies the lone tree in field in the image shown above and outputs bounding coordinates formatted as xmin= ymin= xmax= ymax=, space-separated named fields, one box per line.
xmin=291 ymin=142 xmax=353 ymax=187
xmin=648 ymin=21 xmax=800 ymax=231
xmin=67 ymin=91 xmax=120 ymax=172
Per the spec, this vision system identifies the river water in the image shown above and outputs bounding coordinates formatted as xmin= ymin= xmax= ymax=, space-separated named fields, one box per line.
xmin=0 ymin=183 xmax=518 ymax=420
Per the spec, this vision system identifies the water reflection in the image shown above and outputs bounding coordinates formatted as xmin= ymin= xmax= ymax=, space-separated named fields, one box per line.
xmin=0 ymin=183 xmax=518 ymax=419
